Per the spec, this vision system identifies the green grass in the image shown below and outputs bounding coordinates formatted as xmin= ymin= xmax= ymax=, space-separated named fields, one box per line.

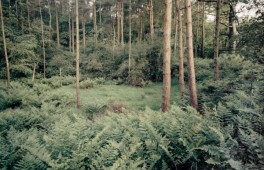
xmin=57 ymin=80 xmax=181 ymax=111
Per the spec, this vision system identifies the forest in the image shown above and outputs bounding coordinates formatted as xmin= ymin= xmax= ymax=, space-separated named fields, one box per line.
xmin=0 ymin=0 xmax=263 ymax=169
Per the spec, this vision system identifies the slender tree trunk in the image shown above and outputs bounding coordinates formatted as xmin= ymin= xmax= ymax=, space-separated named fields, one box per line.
xmin=185 ymin=0 xmax=198 ymax=110
xmin=138 ymin=14 xmax=142 ymax=46
xmin=55 ymin=0 xmax=60 ymax=47
xmin=16 ymin=0 xmax=18 ymax=30
xmin=39 ymin=0 xmax=46 ymax=78
xmin=72 ymin=11 xmax=75 ymax=54
xmin=8 ymin=0 xmax=11 ymax=27
xmin=68 ymin=1 xmax=71 ymax=51
xmin=128 ymin=0 xmax=132 ymax=72
xmin=201 ymin=2 xmax=205 ymax=58
xmin=20 ymin=0 xmax=24 ymax=35
xmin=27 ymin=0 xmax=31 ymax=34
xmin=229 ymin=4 xmax=236 ymax=54
xmin=99 ymin=0 xmax=102 ymax=27
xmin=121 ymin=0 xmax=124 ymax=46
xmin=149 ymin=0 xmax=154 ymax=42
xmin=32 ymin=63 xmax=36 ymax=82
xmin=214 ymin=0 xmax=221 ymax=81
xmin=117 ymin=3 xmax=120 ymax=44
xmin=75 ymin=0 xmax=81 ymax=109
xmin=162 ymin=0 xmax=172 ymax=112
xmin=112 ymin=18 xmax=116 ymax=58
xmin=175 ymin=0 xmax=185 ymax=98
xmin=48 ymin=0 xmax=52 ymax=47
xmin=194 ymin=3 xmax=200 ymax=57
xmin=82 ymin=9 xmax=86 ymax=51
xmin=0 ymin=0 xmax=11 ymax=86
xmin=93 ymin=0 xmax=97 ymax=44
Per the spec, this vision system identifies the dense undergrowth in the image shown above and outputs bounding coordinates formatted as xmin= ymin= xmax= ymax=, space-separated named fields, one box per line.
xmin=0 ymin=55 xmax=263 ymax=169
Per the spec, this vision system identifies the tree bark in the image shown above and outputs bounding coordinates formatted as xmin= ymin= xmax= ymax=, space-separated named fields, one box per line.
xmin=117 ymin=3 xmax=120 ymax=44
xmin=162 ymin=0 xmax=172 ymax=112
xmin=121 ymin=0 xmax=124 ymax=46
xmin=175 ymin=0 xmax=185 ymax=98
xmin=93 ymin=0 xmax=97 ymax=44
xmin=82 ymin=9 xmax=86 ymax=51
xmin=20 ymin=0 xmax=24 ymax=35
xmin=75 ymin=0 xmax=81 ymax=109
xmin=185 ymin=0 xmax=198 ymax=110
xmin=32 ymin=63 xmax=36 ymax=82
xmin=72 ymin=9 xmax=75 ymax=54
xmin=68 ymin=0 xmax=71 ymax=51
xmin=149 ymin=0 xmax=154 ymax=42
xmin=214 ymin=0 xmax=221 ymax=81
xmin=128 ymin=0 xmax=132 ymax=72
xmin=39 ymin=0 xmax=46 ymax=78
xmin=0 ymin=0 xmax=11 ymax=86
xmin=48 ymin=0 xmax=52 ymax=47
xmin=54 ymin=0 xmax=60 ymax=47
xmin=229 ymin=4 xmax=236 ymax=54
xmin=201 ymin=2 xmax=205 ymax=58
xmin=27 ymin=0 xmax=31 ymax=34
xmin=194 ymin=3 xmax=200 ymax=57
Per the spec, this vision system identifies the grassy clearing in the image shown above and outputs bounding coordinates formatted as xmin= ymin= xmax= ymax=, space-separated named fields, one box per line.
xmin=57 ymin=80 xmax=181 ymax=111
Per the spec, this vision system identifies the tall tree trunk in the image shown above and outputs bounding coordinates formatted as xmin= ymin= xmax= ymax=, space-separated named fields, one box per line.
xmin=27 ymin=0 xmax=31 ymax=34
xmin=32 ymin=63 xmax=36 ymax=82
xmin=93 ymin=0 xmax=97 ymax=44
xmin=149 ymin=0 xmax=154 ymax=42
xmin=214 ymin=0 xmax=221 ymax=81
xmin=229 ymin=4 xmax=236 ymax=54
xmin=48 ymin=0 xmax=52 ymax=47
xmin=128 ymin=0 xmax=132 ymax=72
xmin=55 ymin=0 xmax=60 ymax=47
xmin=82 ymin=9 xmax=86 ymax=51
xmin=121 ymin=0 xmax=124 ymax=46
xmin=75 ymin=0 xmax=81 ymax=109
xmin=162 ymin=0 xmax=172 ymax=112
xmin=201 ymin=2 xmax=205 ymax=58
xmin=0 ymin=0 xmax=11 ymax=86
xmin=138 ymin=14 xmax=142 ymax=46
xmin=8 ymin=0 xmax=11 ymax=27
xmin=112 ymin=18 xmax=116 ymax=57
xmin=117 ymin=3 xmax=120 ymax=44
xmin=39 ymin=0 xmax=46 ymax=78
xmin=68 ymin=0 xmax=71 ymax=51
xmin=175 ymin=0 xmax=185 ymax=97
xmin=72 ymin=11 xmax=75 ymax=54
xmin=194 ymin=3 xmax=200 ymax=57
xmin=99 ymin=0 xmax=102 ymax=27
xmin=16 ymin=0 xmax=18 ymax=30
xmin=20 ymin=0 xmax=24 ymax=35
xmin=185 ymin=0 xmax=198 ymax=110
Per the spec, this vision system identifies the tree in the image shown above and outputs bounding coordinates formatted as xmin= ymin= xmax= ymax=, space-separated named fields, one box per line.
xmin=0 ymin=0 xmax=10 ymax=86
xmin=39 ymin=0 xmax=46 ymax=79
xmin=128 ymin=0 xmax=132 ymax=72
xmin=162 ymin=0 xmax=172 ymax=112
xmin=149 ymin=0 xmax=154 ymax=42
xmin=175 ymin=0 xmax=185 ymax=97
xmin=214 ymin=0 xmax=221 ymax=81
xmin=54 ymin=0 xmax=60 ymax=47
xmin=75 ymin=0 xmax=81 ymax=109
xmin=185 ymin=0 xmax=198 ymax=110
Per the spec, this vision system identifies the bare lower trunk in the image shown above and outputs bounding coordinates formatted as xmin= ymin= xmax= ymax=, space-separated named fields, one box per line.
xmin=68 ymin=5 xmax=71 ymax=51
xmin=149 ymin=0 xmax=154 ymax=42
xmin=72 ymin=11 xmax=75 ymax=54
xmin=194 ymin=3 xmax=200 ymax=57
xmin=20 ymin=0 xmax=24 ymax=35
xmin=185 ymin=0 xmax=198 ymax=110
xmin=27 ymin=0 xmax=31 ymax=34
xmin=75 ymin=0 xmax=81 ymax=109
xmin=112 ymin=19 xmax=116 ymax=58
xmin=55 ymin=1 xmax=60 ymax=47
xmin=93 ymin=1 xmax=97 ymax=44
xmin=82 ymin=9 xmax=86 ymax=51
xmin=175 ymin=0 xmax=185 ymax=97
xmin=121 ymin=0 xmax=124 ymax=46
xmin=214 ymin=0 xmax=221 ymax=81
xmin=117 ymin=3 xmax=120 ymax=44
xmin=0 ymin=0 xmax=10 ymax=86
xmin=39 ymin=0 xmax=46 ymax=78
xmin=229 ymin=4 xmax=236 ymax=54
xmin=32 ymin=63 xmax=36 ymax=82
xmin=201 ymin=2 xmax=205 ymax=58
xmin=128 ymin=0 xmax=132 ymax=72
xmin=48 ymin=0 xmax=52 ymax=47
xmin=162 ymin=0 xmax=172 ymax=112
